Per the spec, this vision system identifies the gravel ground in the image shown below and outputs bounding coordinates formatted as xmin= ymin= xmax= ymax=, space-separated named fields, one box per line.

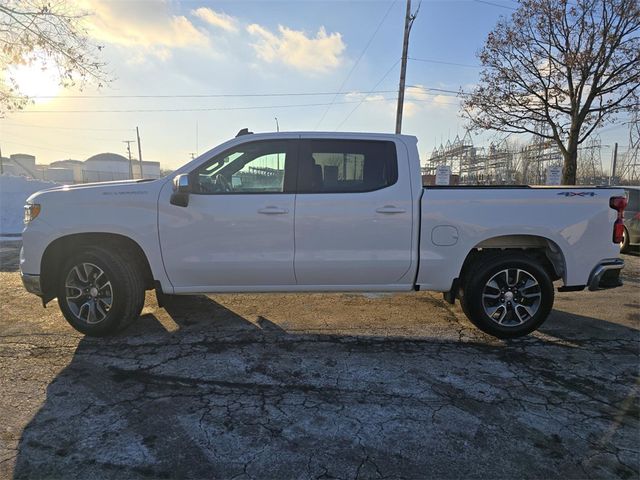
xmin=0 ymin=241 xmax=638 ymax=479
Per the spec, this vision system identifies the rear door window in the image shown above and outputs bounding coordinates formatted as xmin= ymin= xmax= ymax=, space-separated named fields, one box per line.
xmin=297 ymin=139 xmax=398 ymax=193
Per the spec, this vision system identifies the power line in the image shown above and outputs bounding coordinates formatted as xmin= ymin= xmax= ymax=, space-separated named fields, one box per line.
xmin=4 ymin=86 xmax=465 ymax=102
xmin=4 ymin=87 xmax=462 ymax=116
xmin=0 ymin=126 xmax=125 ymax=142
xmin=0 ymin=138 xmax=90 ymax=157
xmin=336 ymin=59 xmax=401 ymax=130
xmin=9 ymin=90 xmax=399 ymax=100
xmin=13 ymin=98 xmax=398 ymax=114
xmin=408 ymin=57 xmax=481 ymax=68
xmin=0 ymin=121 xmax=133 ymax=132
xmin=315 ymin=0 xmax=398 ymax=130
xmin=408 ymin=97 xmax=460 ymax=106
xmin=472 ymin=0 xmax=517 ymax=10
xmin=406 ymin=85 xmax=463 ymax=96
xmin=1 ymin=129 xmax=116 ymax=150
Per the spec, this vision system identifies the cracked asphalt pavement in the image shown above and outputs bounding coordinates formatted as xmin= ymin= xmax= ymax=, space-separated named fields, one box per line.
xmin=0 ymin=241 xmax=639 ymax=479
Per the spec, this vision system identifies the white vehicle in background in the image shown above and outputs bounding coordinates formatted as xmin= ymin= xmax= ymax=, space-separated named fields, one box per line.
xmin=20 ymin=130 xmax=627 ymax=339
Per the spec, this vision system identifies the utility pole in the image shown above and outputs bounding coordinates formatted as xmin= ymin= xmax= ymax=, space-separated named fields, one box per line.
xmin=136 ymin=127 xmax=144 ymax=179
xmin=395 ymin=0 xmax=420 ymax=134
xmin=275 ymin=117 xmax=280 ymax=170
xmin=123 ymin=140 xmax=135 ymax=179
xmin=610 ymin=142 xmax=619 ymax=185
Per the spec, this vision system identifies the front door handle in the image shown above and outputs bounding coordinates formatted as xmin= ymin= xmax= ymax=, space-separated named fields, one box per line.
xmin=376 ymin=205 xmax=406 ymax=214
xmin=258 ymin=206 xmax=289 ymax=215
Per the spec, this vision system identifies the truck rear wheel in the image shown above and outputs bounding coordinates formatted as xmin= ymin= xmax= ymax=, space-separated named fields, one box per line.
xmin=460 ymin=252 xmax=554 ymax=339
xmin=56 ymin=246 xmax=145 ymax=336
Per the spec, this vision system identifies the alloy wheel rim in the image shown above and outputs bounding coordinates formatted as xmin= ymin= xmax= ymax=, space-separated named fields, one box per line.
xmin=64 ymin=262 xmax=113 ymax=324
xmin=482 ymin=268 xmax=542 ymax=327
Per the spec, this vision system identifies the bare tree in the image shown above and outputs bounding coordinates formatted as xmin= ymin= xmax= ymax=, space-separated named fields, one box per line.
xmin=461 ymin=0 xmax=640 ymax=184
xmin=0 ymin=0 xmax=109 ymax=112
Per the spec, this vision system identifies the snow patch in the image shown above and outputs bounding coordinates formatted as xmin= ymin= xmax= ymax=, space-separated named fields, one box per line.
xmin=0 ymin=175 xmax=58 ymax=237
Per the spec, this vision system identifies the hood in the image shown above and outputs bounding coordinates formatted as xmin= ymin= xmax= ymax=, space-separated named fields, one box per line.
xmin=26 ymin=178 xmax=162 ymax=203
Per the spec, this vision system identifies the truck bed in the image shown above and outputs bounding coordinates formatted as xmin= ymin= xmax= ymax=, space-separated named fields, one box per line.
xmin=417 ymin=185 xmax=624 ymax=291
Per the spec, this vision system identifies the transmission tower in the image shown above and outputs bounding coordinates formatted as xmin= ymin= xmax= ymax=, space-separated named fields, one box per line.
xmin=615 ymin=122 xmax=640 ymax=184
xmin=577 ymin=135 xmax=605 ymax=185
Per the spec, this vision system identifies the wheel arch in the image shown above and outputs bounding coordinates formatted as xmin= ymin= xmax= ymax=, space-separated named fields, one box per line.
xmin=40 ymin=232 xmax=155 ymax=304
xmin=456 ymin=234 xmax=566 ymax=295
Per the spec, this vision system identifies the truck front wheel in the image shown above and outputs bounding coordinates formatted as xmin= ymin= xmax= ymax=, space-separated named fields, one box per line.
xmin=56 ymin=246 xmax=145 ymax=336
xmin=460 ymin=252 xmax=554 ymax=339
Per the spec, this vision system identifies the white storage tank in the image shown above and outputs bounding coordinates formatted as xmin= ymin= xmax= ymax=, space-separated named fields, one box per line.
xmin=83 ymin=153 xmax=131 ymax=182
xmin=8 ymin=154 xmax=37 ymax=177
xmin=49 ymin=159 xmax=84 ymax=183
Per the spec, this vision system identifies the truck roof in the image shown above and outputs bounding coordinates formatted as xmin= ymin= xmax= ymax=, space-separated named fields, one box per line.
xmin=233 ymin=130 xmax=417 ymax=142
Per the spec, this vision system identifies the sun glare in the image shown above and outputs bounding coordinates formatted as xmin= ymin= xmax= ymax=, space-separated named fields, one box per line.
xmin=8 ymin=58 xmax=62 ymax=102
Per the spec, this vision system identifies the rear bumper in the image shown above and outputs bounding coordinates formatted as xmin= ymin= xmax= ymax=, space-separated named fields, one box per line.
xmin=588 ymin=259 xmax=624 ymax=291
xmin=21 ymin=272 xmax=42 ymax=296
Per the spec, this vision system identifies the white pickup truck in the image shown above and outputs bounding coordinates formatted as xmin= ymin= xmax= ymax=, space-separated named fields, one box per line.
xmin=21 ymin=131 xmax=627 ymax=338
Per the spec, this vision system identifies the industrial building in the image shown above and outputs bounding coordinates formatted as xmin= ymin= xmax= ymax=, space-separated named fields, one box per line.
xmin=0 ymin=152 xmax=162 ymax=184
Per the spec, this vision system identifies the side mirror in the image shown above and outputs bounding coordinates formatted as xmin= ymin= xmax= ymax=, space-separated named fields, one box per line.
xmin=173 ymin=174 xmax=191 ymax=193
xmin=170 ymin=174 xmax=190 ymax=207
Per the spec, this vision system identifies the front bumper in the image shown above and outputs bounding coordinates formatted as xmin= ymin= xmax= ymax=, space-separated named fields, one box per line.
xmin=21 ymin=272 xmax=42 ymax=296
xmin=588 ymin=259 xmax=624 ymax=291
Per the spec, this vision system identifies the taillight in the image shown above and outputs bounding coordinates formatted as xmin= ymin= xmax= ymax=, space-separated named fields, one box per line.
xmin=613 ymin=222 xmax=625 ymax=244
xmin=610 ymin=196 xmax=627 ymax=244
xmin=610 ymin=196 xmax=627 ymax=211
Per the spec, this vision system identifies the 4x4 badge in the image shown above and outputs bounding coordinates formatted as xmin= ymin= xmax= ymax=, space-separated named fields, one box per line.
xmin=557 ymin=192 xmax=597 ymax=197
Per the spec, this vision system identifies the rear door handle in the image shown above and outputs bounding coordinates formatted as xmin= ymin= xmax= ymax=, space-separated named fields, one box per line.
xmin=258 ymin=206 xmax=289 ymax=215
xmin=376 ymin=205 xmax=406 ymax=214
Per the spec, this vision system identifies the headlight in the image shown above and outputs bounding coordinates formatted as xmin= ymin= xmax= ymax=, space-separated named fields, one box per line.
xmin=24 ymin=203 xmax=41 ymax=224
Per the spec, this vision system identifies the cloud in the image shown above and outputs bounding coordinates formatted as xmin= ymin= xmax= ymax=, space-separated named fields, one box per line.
xmin=406 ymin=85 xmax=457 ymax=110
xmin=246 ymin=24 xmax=345 ymax=73
xmin=192 ymin=7 xmax=239 ymax=32
xmin=345 ymin=92 xmax=386 ymax=102
xmin=81 ymin=0 xmax=209 ymax=59
xmin=402 ymin=101 xmax=419 ymax=117
xmin=406 ymin=85 xmax=430 ymax=102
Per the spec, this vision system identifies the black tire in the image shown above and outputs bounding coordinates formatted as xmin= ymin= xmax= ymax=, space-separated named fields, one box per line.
xmin=460 ymin=252 xmax=554 ymax=339
xmin=620 ymin=227 xmax=630 ymax=254
xmin=56 ymin=246 xmax=145 ymax=336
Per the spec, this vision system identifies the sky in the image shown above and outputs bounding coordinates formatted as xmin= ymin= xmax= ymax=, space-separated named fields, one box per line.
xmin=0 ymin=0 xmax=633 ymax=170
